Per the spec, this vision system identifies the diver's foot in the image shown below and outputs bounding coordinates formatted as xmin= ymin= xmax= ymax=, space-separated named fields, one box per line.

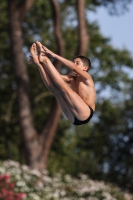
xmin=29 ymin=43 xmax=39 ymax=65
xmin=36 ymin=41 xmax=48 ymax=63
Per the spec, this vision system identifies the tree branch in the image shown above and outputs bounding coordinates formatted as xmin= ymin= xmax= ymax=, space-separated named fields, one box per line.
xmin=19 ymin=0 xmax=35 ymax=22
xmin=50 ymin=0 xmax=65 ymax=69
xmin=40 ymin=99 xmax=62 ymax=167
xmin=76 ymin=0 xmax=89 ymax=55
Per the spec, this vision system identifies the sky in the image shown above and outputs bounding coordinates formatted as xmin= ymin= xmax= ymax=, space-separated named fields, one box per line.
xmin=88 ymin=3 xmax=133 ymax=55
xmin=88 ymin=3 xmax=133 ymax=99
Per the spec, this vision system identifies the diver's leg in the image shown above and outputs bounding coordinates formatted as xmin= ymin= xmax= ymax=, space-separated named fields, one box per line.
xmin=36 ymin=41 xmax=91 ymax=121
xmin=30 ymin=43 xmax=74 ymax=123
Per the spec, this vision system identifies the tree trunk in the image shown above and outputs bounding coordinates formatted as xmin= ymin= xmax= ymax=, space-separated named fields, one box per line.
xmin=7 ymin=0 xmax=63 ymax=170
xmin=8 ymin=0 xmax=38 ymax=163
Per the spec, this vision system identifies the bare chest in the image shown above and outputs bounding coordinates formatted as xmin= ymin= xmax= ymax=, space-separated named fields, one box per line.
xmin=70 ymin=75 xmax=96 ymax=110
xmin=71 ymin=76 xmax=87 ymax=94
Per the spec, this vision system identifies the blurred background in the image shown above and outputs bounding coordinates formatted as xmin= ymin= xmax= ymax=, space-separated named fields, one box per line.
xmin=0 ymin=0 xmax=133 ymax=195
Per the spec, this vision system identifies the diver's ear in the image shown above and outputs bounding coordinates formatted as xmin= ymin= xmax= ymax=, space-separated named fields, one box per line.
xmin=83 ymin=66 xmax=89 ymax=71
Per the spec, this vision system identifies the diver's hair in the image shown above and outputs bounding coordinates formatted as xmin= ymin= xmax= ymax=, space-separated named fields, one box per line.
xmin=73 ymin=55 xmax=91 ymax=71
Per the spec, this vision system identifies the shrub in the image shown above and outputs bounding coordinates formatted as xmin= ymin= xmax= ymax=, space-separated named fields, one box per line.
xmin=0 ymin=160 xmax=133 ymax=200
xmin=0 ymin=174 xmax=26 ymax=200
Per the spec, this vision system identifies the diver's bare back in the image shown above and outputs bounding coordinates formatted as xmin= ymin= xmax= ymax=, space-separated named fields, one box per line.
xmin=70 ymin=73 xmax=96 ymax=111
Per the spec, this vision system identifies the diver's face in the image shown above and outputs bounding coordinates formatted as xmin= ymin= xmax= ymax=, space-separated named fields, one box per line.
xmin=74 ymin=58 xmax=87 ymax=71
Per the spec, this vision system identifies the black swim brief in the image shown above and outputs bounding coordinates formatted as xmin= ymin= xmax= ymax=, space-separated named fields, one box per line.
xmin=73 ymin=106 xmax=94 ymax=126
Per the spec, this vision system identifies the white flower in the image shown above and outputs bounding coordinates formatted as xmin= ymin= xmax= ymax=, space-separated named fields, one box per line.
xmin=52 ymin=189 xmax=60 ymax=198
xmin=61 ymin=198 xmax=71 ymax=200
xmin=43 ymin=186 xmax=52 ymax=192
xmin=16 ymin=180 xmax=26 ymax=187
xmin=77 ymin=186 xmax=90 ymax=195
xmin=0 ymin=167 xmax=5 ymax=173
xmin=124 ymin=193 xmax=133 ymax=200
xmin=28 ymin=193 xmax=41 ymax=200
xmin=21 ymin=186 xmax=31 ymax=192
xmin=64 ymin=174 xmax=72 ymax=182
xmin=30 ymin=169 xmax=41 ymax=177
xmin=4 ymin=160 xmax=20 ymax=168
xmin=60 ymin=190 xmax=66 ymax=196
xmin=14 ymin=174 xmax=21 ymax=180
xmin=23 ymin=174 xmax=31 ymax=181
xmin=41 ymin=169 xmax=49 ymax=176
xmin=21 ymin=165 xmax=29 ymax=171
xmin=34 ymin=181 xmax=44 ymax=190
xmin=102 ymin=192 xmax=117 ymax=200
xmin=42 ymin=175 xmax=52 ymax=183
xmin=79 ymin=173 xmax=88 ymax=180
